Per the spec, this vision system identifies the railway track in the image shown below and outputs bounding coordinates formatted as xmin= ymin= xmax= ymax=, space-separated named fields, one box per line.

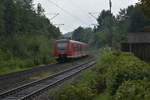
xmin=0 ymin=59 xmax=96 ymax=100
xmin=0 ymin=56 xmax=93 ymax=93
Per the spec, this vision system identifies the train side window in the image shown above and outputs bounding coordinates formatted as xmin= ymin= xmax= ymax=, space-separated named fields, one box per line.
xmin=75 ymin=44 xmax=77 ymax=52
xmin=79 ymin=45 xmax=81 ymax=51
xmin=79 ymin=44 xmax=81 ymax=51
xmin=77 ymin=44 xmax=79 ymax=52
xmin=73 ymin=44 xmax=76 ymax=51
xmin=74 ymin=44 xmax=78 ymax=52
xmin=78 ymin=44 xmax=80 ymax=51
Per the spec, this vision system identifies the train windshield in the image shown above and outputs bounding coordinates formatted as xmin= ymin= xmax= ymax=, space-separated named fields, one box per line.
xmin=57 ymin=41 xmax=68 ymax=52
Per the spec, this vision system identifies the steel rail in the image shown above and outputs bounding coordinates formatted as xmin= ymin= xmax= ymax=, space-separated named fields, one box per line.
xmin=0 ymin=59 xmax=96 ymax=100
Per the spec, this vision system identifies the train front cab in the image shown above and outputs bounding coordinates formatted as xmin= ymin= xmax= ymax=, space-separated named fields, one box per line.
xmin=54 ymin=40 xmax=69 ymax=62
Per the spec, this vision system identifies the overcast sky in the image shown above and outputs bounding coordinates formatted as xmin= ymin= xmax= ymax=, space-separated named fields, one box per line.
xmin=33 ymin=0 xmax=138 ymax=34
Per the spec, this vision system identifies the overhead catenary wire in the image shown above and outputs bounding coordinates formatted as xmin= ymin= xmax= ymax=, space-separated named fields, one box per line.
xmin=47 ymin=0 xmax=89 ymax=26
xmin=59 ymin=0 xmax=99 ymax=29
xmin=63 ymin=0 xmax=99 ymax=27
xmin=64 ymin=0 xmax=95 ymax=20
xmin=63 ymin=0 xmax=100 ymax=24
xmin=50 ymin=13 xmax=60 ymax=20
xmin=45 ymin=13 xmax=60 ymax=20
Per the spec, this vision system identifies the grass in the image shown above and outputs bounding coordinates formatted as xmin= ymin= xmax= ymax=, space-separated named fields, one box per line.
xmin=0 ymin=67 xmax=31 ymax=75
xmin=29 ymin=57 xmax=91 ymax=81
xmin=0 ymin=58 xmax=56 ymax=75
xmin=29 ymin=71 xmax=54 ymax=80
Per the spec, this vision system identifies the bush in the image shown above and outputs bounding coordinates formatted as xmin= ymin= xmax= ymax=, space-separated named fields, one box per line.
xmin=94 ymin=93 xmax=113 ymax=100
xmin=0 ymin=36 xmax=56 ymax=75
xmin=49 ymin=85 xmax=95 ymax=100
xmin=77 ymin=70 xmax=106 ymax=94
xmin=0 ymin=58 xmax=33 ymax=68
xmin=105 ymin=52 xmax=150 ymax=95
xmin=96 ymin=50 xmax=120 ymax=74
xmin=115 ymin=80 xmax=150 ymax=100
xmin=96 ymin=50 xmax=120 ymax=94
xmin=0 ymin=58 xmax=34 ymax=75
xmin=77 ymin=71 xmax=98 ymax=87
xmin=96 ymin=50 xmax=150 ymax=95
xmin=48 ymin=50 xmax=150 ymax=100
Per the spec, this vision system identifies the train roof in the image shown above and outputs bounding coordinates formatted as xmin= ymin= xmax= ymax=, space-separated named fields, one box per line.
xmin=56 ymin=39 xmax=88 ymax=45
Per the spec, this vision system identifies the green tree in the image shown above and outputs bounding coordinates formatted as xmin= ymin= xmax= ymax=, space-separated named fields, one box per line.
xmin=72 ymin=26 xmax=84 ymax=41
xmin=97 ymin=10 xmax=114 ymax=31
xmin=127 ymin=5 xmax=150 ymax=32
xmin=139 ymin=0 xmax=150 ymax=18
xmin=0 ymin=0 xmax=61 ymax=73
xmin=93 ymin=10 xmax=116 ymax=47
xmin=72 ymin=26 xmax=93 ymax=43
xmin=37 ymin=3 xmax=44 ymax=15
xmin=0 ymin=0 xmax=4 ymax=36
xmin=3 ymin=0 xmax=16 ymax=36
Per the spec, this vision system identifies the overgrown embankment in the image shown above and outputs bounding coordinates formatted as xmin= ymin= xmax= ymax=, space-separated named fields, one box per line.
xmin=49 ymin=50 xmax=150 ymax=100
xmin=0 ymin=0 xmax=61 ymax=75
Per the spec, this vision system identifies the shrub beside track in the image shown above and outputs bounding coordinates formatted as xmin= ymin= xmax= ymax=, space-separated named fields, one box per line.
xmin=49 ymin=50 xmax=150 ymax=100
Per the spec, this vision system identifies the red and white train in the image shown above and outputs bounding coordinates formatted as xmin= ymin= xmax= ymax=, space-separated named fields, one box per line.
xmin=54 ymin=39 xmax=89 ymax=62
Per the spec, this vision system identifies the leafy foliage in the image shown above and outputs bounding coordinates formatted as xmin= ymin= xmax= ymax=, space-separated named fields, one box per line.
xmin=96 ymin=49 xmax=118 ymax=74
xmin=115 ymin=80 xmax=150 ymax=100
xmin=96 ymin=50 xmax=150 ymax=96
xmin=49 ymin=82 xmax=96 ymax=100
xmin=49 ymin=50 xmax=150 ymax=100
xmin=72 ymin=27 xmax=93 ymax=43
xmin=139 ymin=0 xmax=150 ymax=18
xmin=106 ymin=52 xmax=150 ymax=95
xmin=0 ymin=0 xmax=61 ymax=74
xmin=70 ymin=4 xmax=150 ymax=49
xmin=49 ymin=70 xmax=107 ymax=100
